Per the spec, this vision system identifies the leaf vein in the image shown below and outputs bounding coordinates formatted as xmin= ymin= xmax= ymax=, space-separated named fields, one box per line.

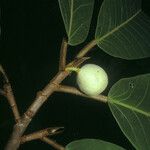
xmin=68 ymin=0 xmax=74 ymax=37
xmin=110 ymin=100 xmax=150 ymax=117
xmin=97 ymin=10 xmax=142 ymax=43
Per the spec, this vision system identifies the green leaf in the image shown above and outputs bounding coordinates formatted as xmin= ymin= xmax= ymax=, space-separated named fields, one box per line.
xmin=58 ymin=0 xmax=94 ymax=46
xmin=95 ymin=0 xmax=150 ymax=59
xmin=65 ymin=139 xmax=125 ymax=150
xmin=108 ymin=74 xmax=150 ymax=150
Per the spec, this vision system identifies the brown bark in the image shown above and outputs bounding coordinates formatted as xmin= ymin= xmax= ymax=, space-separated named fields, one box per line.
xmin=4 ymin=38 xmax=107 ymax=150
xmin=56 ymin=85 xmax=107 ymax=103
xmin=21 ymin=127 xmax=64 ymax=143
xmin=5 ymin=71 xmax=68 ymax=150
xmin=5 ymin=57 xmax=89 ymax=150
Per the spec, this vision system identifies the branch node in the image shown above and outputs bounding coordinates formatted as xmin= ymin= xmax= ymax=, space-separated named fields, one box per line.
xmin=24 ymin=110 xmax=34 ymax=119
xmin=36 ymin=91 xmax=47 ymax=99
xmin=21 ymin=127 xmax=64 ymax=144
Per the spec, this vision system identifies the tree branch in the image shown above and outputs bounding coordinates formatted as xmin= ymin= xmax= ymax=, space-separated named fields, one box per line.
xmin=59 ymin=38 xmax=68 ymax=71
xmin=0 ymin=65 xmax=9 ymax=83
xmin=41 ymin=137 xmax=65 ymax=150
xmin=5 ymin=39 xmax=103 ymax=150
xmin=21 ymin=127 xmax=64 ymax=143
xmin=56 ymin=85 xmax=108 ymax=103
xmin=0 ymin=65 xmax=20 ymax=123
xmin=5 ymin=57 xmax=88 ymax=150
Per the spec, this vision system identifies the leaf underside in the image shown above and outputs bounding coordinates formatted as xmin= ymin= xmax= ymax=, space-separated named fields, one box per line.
xmin=95 ymin=0 xmax=150 ymax=59
xmin=108 ymin=74 xmax=150 ymax=150
xmin=65 ymin=139 xmax=125 ymax=150
xmin=58 ymin=0 xmax=94 ymax=46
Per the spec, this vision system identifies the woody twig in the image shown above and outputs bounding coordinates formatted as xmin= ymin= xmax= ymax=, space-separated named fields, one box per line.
xmin=5 ymin=38 xmax=107 ymax=150
xmin=21 ymin=127 xmax=64 ymax=143
xmin=0 ymin=65 xmax=20 ymax=123
xmin=56 ymin=85 xmax=107 ymax=103
xmin=59 ymin=38 xmax=68 ymax=71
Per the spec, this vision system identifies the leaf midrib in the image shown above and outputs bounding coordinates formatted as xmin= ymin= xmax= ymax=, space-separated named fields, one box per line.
xmin=96 ymin=10 xmax=142 ymax=43
xmin=68 ymin=0 xmax=74 ymax=37
xmin=109 ymin=99 xmax=150 ymax=117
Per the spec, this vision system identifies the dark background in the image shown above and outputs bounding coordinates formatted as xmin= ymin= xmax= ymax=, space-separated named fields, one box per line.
xmin=1 ymin=0 xmax=150 ymax=149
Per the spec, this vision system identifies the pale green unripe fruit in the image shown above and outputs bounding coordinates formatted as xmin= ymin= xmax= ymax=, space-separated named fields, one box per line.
xmin=77 ymin=64 xmax=108 ymax=96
